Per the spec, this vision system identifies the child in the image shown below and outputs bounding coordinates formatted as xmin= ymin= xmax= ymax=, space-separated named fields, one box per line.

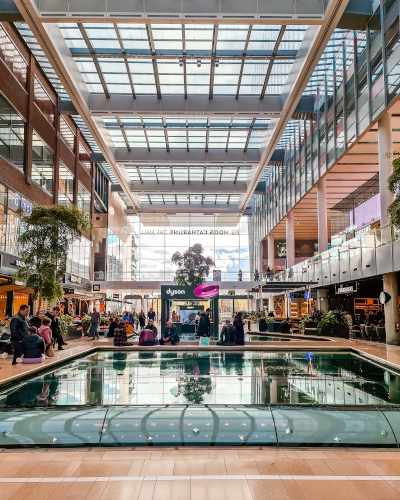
xmin=38 ymin=317 xmax=54 ymax=357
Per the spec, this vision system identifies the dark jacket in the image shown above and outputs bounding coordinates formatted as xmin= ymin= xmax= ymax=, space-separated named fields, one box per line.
xmin=145 ymin=323 xmax=158 ymax=337
xmin=139 ymin=314 xmax=146 ymax=327
xmin=113 ymin=322 xmax=133 ymax=346
xmin=108 ymin=322 xmax=118 ymax=338
xmin=30 ymin=316 xmax=42 ymax=330
xmin=45 ymin=312 xmax=60 ymax=338
xmin=22 ymin=334 xmax=45 ymax=359
xmin=10 ymin=313 xmax=29 ymax=342
xmin=220 ymin=323 xmax=236 ymax=343
xmin=281 ymin=320 xmax=290 ymax=334
xmin=259 ymin=318 xmax=268 ymax=332
xmin=197 ymin=312 xmax=210 ymax=337
xmin=233 ymin=316 xmax=245 ymax=345
xmin=162 ymin=325 xmax=179 ymax=342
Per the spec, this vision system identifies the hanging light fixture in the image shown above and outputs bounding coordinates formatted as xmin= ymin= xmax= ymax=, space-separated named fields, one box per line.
xmin=178 ymin=57 xmax=183 ymax=67
xmin=197 ymin=57 xmax=201 ymax=67
xmin=215 ymin=58 xmax=219 ymax=67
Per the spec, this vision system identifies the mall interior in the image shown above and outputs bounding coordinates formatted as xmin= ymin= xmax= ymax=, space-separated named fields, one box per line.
xmin=2 ymin=0 xmax=400 ymax=498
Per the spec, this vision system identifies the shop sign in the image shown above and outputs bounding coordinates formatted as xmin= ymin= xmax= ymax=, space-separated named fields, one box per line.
xmin=63 ymin=288 xmax=74 ymax=295
xmin=93 ymin=285 xmax=101 ymax=291
xmin=70 ymin=275 xmax=82 ymax=284
xmin=336 ymin=285 xmax=355 ymax=294
xmin=141 ymin=229 xmax=238 ymax=235
xmin=161 ymin=285 xmax=219 ymax=300
xmin=274 ymin=296 xmax=283 ymax=316
xmin=113 ymin=293 xmax=120 ymax=299
xmin=380 ymin=291 xmax=391 ymax=304
xmin=355 ymin=225 xmax=371 ymax=236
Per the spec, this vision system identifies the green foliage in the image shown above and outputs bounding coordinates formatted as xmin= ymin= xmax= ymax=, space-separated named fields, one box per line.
xmin=171 ymin=376 xmax=212 ymax=404
xmin=171 ymin=243 xmax=215 ymax=286
xmin=13 ymin=204 xmax=92 ymax=309
xmin=384 ymin=153 xmax=400 ymax=229
xmin=82 ymin=314 xmax=91 ymax=324
xmin=317 ymin=309 xmax=348 ymax=333
xmin=300 ymin=310 xmax=324 ymax=330
xmin=59 ymin=313 xmax=73 ymax=336
xmin=100 ymin=316 xmax=109 ymax=325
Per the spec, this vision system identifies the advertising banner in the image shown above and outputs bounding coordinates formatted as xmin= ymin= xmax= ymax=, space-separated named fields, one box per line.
xmin=161 ymin=285 xmax=219 ymax=300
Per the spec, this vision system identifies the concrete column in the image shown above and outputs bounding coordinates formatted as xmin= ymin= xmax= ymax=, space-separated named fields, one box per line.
xmin=378 ymin=113 xmax=393 ymax=226
xmin=268 ymin=295 xmax=274 ymax=315
xmin=317 ymin=289 xmax=329 ymax=313
xmin=267 ymin=230 xmax=275 ymax=270
xmin=317 ymin=177 xmax=328 ymax=253
xmin=270 ymin=377 xmax=278 ymax=404
xmin=383 ymin=272 xmax=400 ymax=345
xmin=286 ymin=211 xmax=295 ymax=268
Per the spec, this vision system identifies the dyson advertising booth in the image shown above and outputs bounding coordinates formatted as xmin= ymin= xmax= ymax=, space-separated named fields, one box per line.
xmin=161 ymin=285 xmax=219 ymax=339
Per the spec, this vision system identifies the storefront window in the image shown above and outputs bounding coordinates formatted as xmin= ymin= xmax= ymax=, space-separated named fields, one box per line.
xmin=59 ymin=162 xmax=74 ymax=206
xmin=32 ymin=132 xmax=53 ymax=194
xmin=0 ymin=94 xmax=25 ymax=171
xmin=77 ymin=182 xmax=91 ymax=214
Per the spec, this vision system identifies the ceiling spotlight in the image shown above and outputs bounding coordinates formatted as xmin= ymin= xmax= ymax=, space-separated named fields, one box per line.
xmin=197 ymin=57 xmax=201 ymax=67
xmin=178 ymin=57 xmax=183 ymax=67
xmin=215 ymin=58 xmax=219 ymax=67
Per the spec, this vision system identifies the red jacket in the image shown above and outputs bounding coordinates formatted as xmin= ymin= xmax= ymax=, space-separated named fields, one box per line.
xmin=38 ymin=325 xmax=52 ymax=346
xmin=139 ymin=329 xmax=156 ymax=345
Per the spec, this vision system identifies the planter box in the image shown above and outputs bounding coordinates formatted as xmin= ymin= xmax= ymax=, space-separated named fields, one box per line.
xmin=320 ymin=324 xmax=349 ymax=339
xmin=64 ymin=324 xmax=83 ymax=341
xmin=82 ymin=323 xmax=90 ymax=336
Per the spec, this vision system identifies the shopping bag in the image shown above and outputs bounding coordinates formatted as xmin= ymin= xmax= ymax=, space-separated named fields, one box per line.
xmin=199 ymin=336 xmax=210 ymax=346
xmin=45 ymin=344 xmax=54 ymax=357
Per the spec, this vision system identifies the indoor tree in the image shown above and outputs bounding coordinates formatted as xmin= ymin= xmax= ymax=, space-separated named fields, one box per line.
xmin=14 ymin=204 xmax=92 ymax=309
xmin=385 ymin=152 xmax=400 ymax=229
xmin=171 ymin=243 xmax=215 ymax=285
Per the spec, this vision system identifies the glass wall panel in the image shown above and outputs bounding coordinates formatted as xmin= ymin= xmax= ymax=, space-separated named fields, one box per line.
xmin=59 ymin=162 xmax=74 ymax=206
xmin=77 ymin=182 xmax=91 ymax=214
xmin=0 ymin=94 xmax=25 ymax=171
xmin=32 ymin=132 xmax=53 ymax=194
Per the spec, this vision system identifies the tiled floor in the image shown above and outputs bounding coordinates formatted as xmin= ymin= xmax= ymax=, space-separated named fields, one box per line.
xmin=1 ymin=449 xmax=400 ymax=499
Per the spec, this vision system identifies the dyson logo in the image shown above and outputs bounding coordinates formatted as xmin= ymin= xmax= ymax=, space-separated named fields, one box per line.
xmin=166 ymin=288 xmax=185 ymax=297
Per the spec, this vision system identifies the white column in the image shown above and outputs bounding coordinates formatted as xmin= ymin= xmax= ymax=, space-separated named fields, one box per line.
xmin=378 ymin=112 xmax=393 ymax=226
xmin=267 ymin=230 xmax=275 ymax=270
xmin=268 ymin=295 xmax=274 ymax=314
xmin=317 ymin=177 xmax=328 ymax=253
xmin=286 ymin=211 xmax=295 ymax=268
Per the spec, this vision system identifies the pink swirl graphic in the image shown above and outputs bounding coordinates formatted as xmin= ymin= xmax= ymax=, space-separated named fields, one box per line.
xmin=193 ymin=285 xmax=219 ymax=298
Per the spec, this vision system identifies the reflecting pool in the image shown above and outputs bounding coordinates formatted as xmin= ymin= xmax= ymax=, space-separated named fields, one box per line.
xmin=1 ymin=351 xmax=399 ymax=407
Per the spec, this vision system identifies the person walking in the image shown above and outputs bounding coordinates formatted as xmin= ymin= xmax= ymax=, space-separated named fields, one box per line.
xmin=233 ymin=312 xmax=245 ymax=346
xmin=139 ymin=311 xmax=146 ymax=329
xmin=46 ymin=306 xmax=66 ymax=350
xmin=160 ymin=321 xmax=180 ymax=345
xmin=10 ymin=305 xmax=30 ymax=365
xmin=197 ymin=311 xmax=210 ymax=337
xmin=90 ymin=307 xmax=101 ymax=340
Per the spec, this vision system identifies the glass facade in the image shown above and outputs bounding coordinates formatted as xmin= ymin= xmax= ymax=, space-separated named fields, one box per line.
xmin=77 ymin=182 xmax=91 ymax=214
xmin=58 ymin=162 xmax=74 ymax=206
xmin=0 ymin=94 xmax=25 ymax=172
xmin=31 ymin=132 xmax=54 ymax=194
xmin=66 ymin=236 xmax=91 ymax=279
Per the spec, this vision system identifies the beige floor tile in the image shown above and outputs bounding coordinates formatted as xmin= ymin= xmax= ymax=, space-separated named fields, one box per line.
xmin=53 ymin=453 xmax=87 ymax=462
xmin=295 ymin=479 xmax=367 ymax=500
xmin=350 ymin=480 xmax=400 ymax=500
xmin=255 ymin=459 xmax=314 ymax=476
xmin=210 ymin=450 xmax=239 ymax=459
xmin=26 ymin=461 xmax=71 ymax=478
xmin=295 ymin=452 xmax=329 ymax=460
xmin=99 ymin=481 xmax=142 ymax=500
xmin=174 ymin=458 xmax=227 ymax=476
xmin=0 ymin=454 xmax=10 ymax=462
xmin=73 ymin=460 xmax=133 ymax=477
xmin=9 ymin=482 xmax=37 ymax=500
xmin=82 ymin=452 xmax=105 ymax=461
xmin=12 ymin=462 xmax=39 ymax=478
xmin=127 ymin=460 xmax=145 ymax=476
xmin=161 ymin=450 xmax=210 ymax=460
xmin=152 ymin=480 xmax=190 ymax=500
xmin=373 ymin=460 xmax=400 ymax=476
xmin=0 ymin=483 xmax=24 ymax=500
xmin=85 ymin=482 xmax=107 ymax=500
xmin=150 ymin=451 xmax=162 ymax=459
xmin=248 ymin=479 xmax=292 ymax=500
xmin=140 ymin=459 xmax=174 ymax=477
xmin=191 ymin=479 xmax=253 ymax=500
xmin=225 ymin=458 xmax=260 ymax=475
xmin=60 ymin=462 xmax=83 ymax=477
xmin=323 ymin=451 xmax=342 ymax=460
xmin=282 ymin=479 xmax=307 ymax=500
xmin=48 ymin=482 xmax=73 ymax=500
xmin=386 ymin=481 xmax=400 ymax=494
xmin=285 ymin=451 xmax=301 ymax=459
xmin=27 ymin=482 xmax=60 ymax=500
xmin=325 ymin=459 xmax=369 ymax=476
xmin=304 ymin=459 xmax=336 ymax=476
xmin=238 ymin=450 xmax=287 ymax=459
xmin=4 ymin=453 xmax=57 ymax=462
xmin=332 ymin=452 xmax=359 ymax=460
xmin=137 ymin=480 xmax=155 ymax=500
xmin=354 ymin=452 xmax=400 ymax=461
xmin=355 ymin=460 xmax=390 ymax=476
xmin=0 ymin=462 xmax=29 ymax=478
xmin=102 ymin=451 xmax=151 ymax=461
xmin=62 ymin=481 xmax=96 ymax=500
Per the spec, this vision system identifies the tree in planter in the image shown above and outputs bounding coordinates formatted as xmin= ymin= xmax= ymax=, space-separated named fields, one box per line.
xmin=171 ymin=243 xmax=215 ymax=286
xmin=14 ymin=205 xmax=92 ymax=310
xmin=384 ymin=152 xmax=400 ymax=229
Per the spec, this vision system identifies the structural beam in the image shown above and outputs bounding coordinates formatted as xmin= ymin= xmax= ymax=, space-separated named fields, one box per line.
xmin=27 ymin=0 xmax=327 ymax=24
xmin=111 ymin=181 xmax=247 ymax=194
xmin=91 ymin=148 xmax=261 ymax=165
xmin=240 ymin=0 xmax=350 ymax=211
xmin=14 ymin=0 xmax=140 ymax=210
xmin=89 ymin=94 xmax=314 ymax=118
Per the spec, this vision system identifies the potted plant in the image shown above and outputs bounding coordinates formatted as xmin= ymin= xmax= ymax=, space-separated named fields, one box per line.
xmin=82 ymin=314 xmax=91 ymax=336
xmin=301 ymin=310 xmax=324 ymax=333
xmin=317 ymin=309 xmax=349 ymax=338
xmin=59 ymin=313 xmax=75 ymax=340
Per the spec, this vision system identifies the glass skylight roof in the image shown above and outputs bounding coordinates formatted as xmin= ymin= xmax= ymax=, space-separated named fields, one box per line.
xmin=138 ymin=194 xmax=241 ymax=205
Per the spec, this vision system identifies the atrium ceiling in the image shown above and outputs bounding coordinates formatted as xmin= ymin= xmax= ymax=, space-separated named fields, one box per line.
xmin=12 ymin=0 xmax=350 ymax=219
